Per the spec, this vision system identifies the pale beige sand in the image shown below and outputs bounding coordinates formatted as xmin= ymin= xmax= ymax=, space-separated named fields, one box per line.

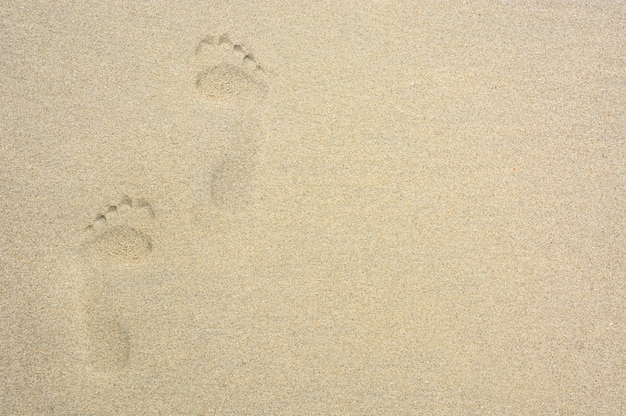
xmin=1 ymin=1 xmax=624 ymax=414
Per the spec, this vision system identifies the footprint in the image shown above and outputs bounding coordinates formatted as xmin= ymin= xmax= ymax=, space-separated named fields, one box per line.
xmin=189 ymin=34 xmax=268 ymax=212
xmin=82 ymin=196 xmax=155 ymax=262
xmin=192 ymin=33 xmax=267 ymax=103
xmin=77 ymin=196 xmax=156 ymax=374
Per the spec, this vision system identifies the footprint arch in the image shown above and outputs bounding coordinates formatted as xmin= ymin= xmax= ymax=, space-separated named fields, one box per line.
xmin=84 ymin=312 xmax=131 ymax=373
xmin=210 ymin=136 xmax=261 ymax=212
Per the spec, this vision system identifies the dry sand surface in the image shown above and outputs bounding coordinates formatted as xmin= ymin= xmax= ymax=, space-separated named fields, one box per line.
xmin=1 ymin=1 xmax=624 ymax=414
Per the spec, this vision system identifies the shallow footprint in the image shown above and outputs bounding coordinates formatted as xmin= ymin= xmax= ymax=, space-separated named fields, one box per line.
xmin=77 ymin=196 xmax=156 ymax=374
xmin=192 ymin=33 xmax=267 ymax=104
xmin=82 ymin=196 xmax=155 ymax=263
xmin=188 ymin=34 xmax=268 ymax=213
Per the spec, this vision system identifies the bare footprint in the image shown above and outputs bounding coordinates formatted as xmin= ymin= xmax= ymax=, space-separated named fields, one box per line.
xmin=78 ymin=196 xmax=156 ymax=374
xmin=192 ymin=33 xmax=267 ymax=104
xmin=188 ymin=34 xmax=268 ymax=213
xmin=82 ymin=196 xmax=155 ymax=263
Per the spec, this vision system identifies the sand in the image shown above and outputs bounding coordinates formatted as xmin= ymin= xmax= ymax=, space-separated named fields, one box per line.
xmin=1 ymin=1 xmax=624 ymax=414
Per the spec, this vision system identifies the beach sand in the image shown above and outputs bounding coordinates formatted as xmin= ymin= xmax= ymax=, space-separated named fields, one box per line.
xmin=1 ymin=1 xmax=624 ymax=414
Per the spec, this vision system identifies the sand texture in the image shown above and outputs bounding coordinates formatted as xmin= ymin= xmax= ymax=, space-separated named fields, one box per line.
xmin=1 ymin=1 xmax=625 ymax=414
